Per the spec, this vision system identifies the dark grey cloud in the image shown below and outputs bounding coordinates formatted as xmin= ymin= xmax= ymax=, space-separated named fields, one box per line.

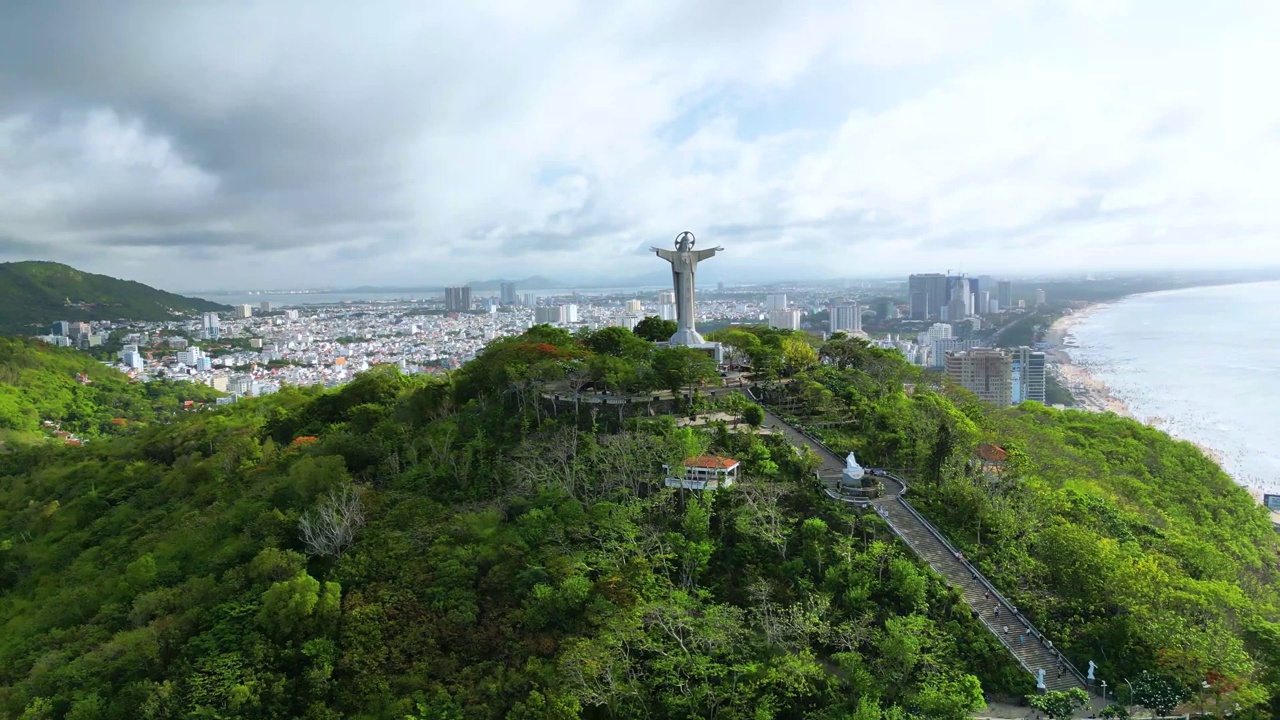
xmin=0 ymin=1 xmax=1275 ymax=289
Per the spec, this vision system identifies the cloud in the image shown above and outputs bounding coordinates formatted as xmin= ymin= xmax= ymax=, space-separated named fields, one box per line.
xmin=0 ymin=0 xmax=1277 ymax=290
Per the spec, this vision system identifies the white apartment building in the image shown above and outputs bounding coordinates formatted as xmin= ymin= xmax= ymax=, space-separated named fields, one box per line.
xmin=768 ymin=308 xmax=801 ymax=330
xmin=830 ymin=303 xmax=862 ymax=333
xmin=177 ymin=347 xmax=205 ymax=366
xmin=534 ymin=306 xmax=567 ymax=325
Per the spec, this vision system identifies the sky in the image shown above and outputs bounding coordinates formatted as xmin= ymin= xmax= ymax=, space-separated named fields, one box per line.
xmin=1 ymin=1 xmax=1278 ymax=291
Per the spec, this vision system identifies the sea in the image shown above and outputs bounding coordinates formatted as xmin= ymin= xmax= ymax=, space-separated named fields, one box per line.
xmin=1066 ymin=281 xmax=1280 ymax=498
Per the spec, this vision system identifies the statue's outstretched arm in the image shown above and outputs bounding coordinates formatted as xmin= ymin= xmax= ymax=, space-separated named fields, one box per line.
xmin=652 ymin=247 xmax=677 ymax=261
xmin=693 ymin=247 xmax=723 ymax=261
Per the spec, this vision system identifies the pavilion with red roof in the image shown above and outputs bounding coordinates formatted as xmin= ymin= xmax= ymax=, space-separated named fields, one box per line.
xmin=665 ymin=455 xmax=740 ymax=490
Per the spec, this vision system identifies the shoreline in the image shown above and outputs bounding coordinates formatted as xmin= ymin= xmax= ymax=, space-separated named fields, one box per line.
xmin=1045 ymin=302 xmax=1271 ymax=508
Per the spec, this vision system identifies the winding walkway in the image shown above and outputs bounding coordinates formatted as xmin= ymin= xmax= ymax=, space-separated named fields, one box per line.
xmin=753 ymin=399 xmax=1090 ymax=694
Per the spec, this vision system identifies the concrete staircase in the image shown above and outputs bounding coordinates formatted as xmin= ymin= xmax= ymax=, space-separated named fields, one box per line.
xmin=879 ymin=496 xmax=1088 ymax=692
xmin=750 ymin=394 xmax=1090 ymax=693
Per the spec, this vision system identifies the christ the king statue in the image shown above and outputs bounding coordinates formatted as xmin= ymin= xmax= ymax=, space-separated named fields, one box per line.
xmin=651 ymin=231 xmax=723 ymax=346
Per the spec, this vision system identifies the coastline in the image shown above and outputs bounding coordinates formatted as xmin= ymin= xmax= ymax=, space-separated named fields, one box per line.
xmin=1044 ymin=304 xmax=1130 ymax=417
xmin=1045 ymin=302 xmax=1271 ymax=509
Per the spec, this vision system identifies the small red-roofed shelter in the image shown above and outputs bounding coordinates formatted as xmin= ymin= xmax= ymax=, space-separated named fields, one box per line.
xmin=975 ymin=443 xmax=1008 ymax=478
xmin=666 ymin=455 xmax=740 ymax=490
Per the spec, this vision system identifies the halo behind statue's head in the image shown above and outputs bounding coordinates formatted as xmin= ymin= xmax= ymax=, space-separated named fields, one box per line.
xmin=675 ymin=231 xmax=696 ymax=251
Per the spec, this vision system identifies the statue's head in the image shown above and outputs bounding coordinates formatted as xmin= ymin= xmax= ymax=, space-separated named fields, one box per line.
xmin=674 ymin=231 xmax=696 ymax=252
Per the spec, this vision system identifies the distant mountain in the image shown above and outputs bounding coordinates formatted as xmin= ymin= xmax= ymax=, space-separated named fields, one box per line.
xmin=464 ymin=275 xmax=566 ymax=291
xmin=0 ymin=261 xmax=230 ymax=336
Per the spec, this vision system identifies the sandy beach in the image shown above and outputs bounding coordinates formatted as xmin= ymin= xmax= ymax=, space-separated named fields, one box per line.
xmin=1044 ymin=305 xmax=1130 ymax=416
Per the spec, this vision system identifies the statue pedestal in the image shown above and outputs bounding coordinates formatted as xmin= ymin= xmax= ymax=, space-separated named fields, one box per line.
xmin=663 ymin=340 xmax=723 ymax=364
xmin=839 ymin=453 xmax=866 ymax=489
xmin=668 ymin=327 xmax=707 ymax=346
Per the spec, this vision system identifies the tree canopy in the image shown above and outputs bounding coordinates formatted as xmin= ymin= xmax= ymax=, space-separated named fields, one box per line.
xmin=0 ymin=324 xmax=1276 ymax=719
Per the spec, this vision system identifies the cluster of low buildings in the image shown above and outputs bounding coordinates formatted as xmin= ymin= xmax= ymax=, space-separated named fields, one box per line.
xmin=30 ymin=271 xmax=1053 ymax=407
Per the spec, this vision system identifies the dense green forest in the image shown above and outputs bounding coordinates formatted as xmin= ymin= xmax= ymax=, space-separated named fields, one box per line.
xmin=0 ymin=261 xmax=227 ymax=335
xmin=0 ymin=325 xmax=1275 ymax=719
xmin=0 ymin=338 xmax=223 ymax=442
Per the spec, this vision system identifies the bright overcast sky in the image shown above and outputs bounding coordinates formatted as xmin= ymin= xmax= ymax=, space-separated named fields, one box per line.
xmin=1 ymin=1 xmax=1277 ymax=290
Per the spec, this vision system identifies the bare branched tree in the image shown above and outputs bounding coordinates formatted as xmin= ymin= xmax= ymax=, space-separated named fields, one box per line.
xmin=735 ymin=479 xmax=792 ymax=559
xmin=298 ymin=484 xmax=366 ymax=558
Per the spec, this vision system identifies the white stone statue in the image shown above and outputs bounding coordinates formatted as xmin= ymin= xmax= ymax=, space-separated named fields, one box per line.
xmin=1036 ymin=669 xmax=1047 ymax=690
xmin=1087 ymin=660 xmax=1096 ymax=681
xmin=651 ymin=231 xmax=723 ymax=346
xmin=841 ymin=451 xmax=865 ymax=485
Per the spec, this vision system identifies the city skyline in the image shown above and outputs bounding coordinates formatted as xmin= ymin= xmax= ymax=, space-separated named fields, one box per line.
xmin=2 ymin=2 xmax=1279 ymax=289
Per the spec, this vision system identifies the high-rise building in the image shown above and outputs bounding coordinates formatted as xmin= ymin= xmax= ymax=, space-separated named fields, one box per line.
xmin=658 ymin=291 xmax=675 ymax=305
xmin=658 ymin=303 xmax=678 ymax=321
xmin=122 ymin=349 xmax=144 ymax=370
xmin=69 ymin=321 xmax=92 ymax=337
xmin=946 ymin=295 xmax=968 ymax=323
xmin=234 ymin=304 xmax=253 ymax=319
xmin=768 ymin=308 xmax=801 ymax=330
xmin=260 ymin=301 xmax=274 ymax=312
xmin=830 ymin=303 xmax=862 ymax=333
xmin=978 ymin=290 xmax=991 ymax=316
xmin=908 ymin=273 xmax=950 ymax=320
xmin=717 ymin=281 xmax=725 ymax=292
xmin=1035 ymin=288 xmax=1047 ymax=306
xmin=534 ymin=306 xmax=567 ymax=325
xmin=228 ymin=375 xmax=253 ymax=396
xmin=52 ymin=321 xmax=71 ymax=336
xmin=945 ymin=348 xmax=1013 ymax=405
xmin=625 ymin=299 xmax=643 ymax=313
xmin=500 ymin=282 xmax=517 ymax=305
xmin=997 ymin=281 xmax=1013 ymax=310
xmin=284 ymin=309 xmax=300 ymax=321
xmin=444 ymin=286 xmax=472 ymax=312
xmin=202 ymin=312 xmax=221 ymax=340
xmin=877 ymin=300 xmax=899 ymax=320
xmin=564 ymin=304 xmax=579 ymax=323
xmin=1012 ymin=346 xmax=1047 ymax=404
xmin=608 ymin=314 xmax=640 ymax=330
xmin=522 ymin=293 xmax=536 ymax=307
xmin=766 ymin=294 xmax=788 ymax=311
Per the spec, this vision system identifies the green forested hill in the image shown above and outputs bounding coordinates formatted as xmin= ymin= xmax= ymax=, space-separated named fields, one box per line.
xmin=0 ymin=337 xmax=222 ymax=441
xmin=0 ymin=261 xmax=228 ymax=335
xmin=0 ymin=326 xmax=1275 ymax=719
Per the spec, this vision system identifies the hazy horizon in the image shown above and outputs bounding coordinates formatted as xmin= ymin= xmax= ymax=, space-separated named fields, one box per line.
xmin=2 ymin=2 xmax=1277 ymax=289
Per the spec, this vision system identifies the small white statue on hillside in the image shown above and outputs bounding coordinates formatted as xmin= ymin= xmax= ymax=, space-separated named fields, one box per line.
xmin=841 ymin=451 xmax=865 ymax=485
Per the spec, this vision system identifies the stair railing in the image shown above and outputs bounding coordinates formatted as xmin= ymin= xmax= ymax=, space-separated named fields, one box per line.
xmin=891 ymin=486 xmax=1092 ymax=691
xmin=747 ymin=389 xmax=1091 ymax=691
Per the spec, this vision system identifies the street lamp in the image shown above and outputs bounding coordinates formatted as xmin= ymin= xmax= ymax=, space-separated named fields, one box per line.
xmin=1099 ymin=680 xmax=1107 ymax=705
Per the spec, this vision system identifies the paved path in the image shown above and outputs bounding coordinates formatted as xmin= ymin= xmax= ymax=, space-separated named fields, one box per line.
xmin=754 ymin=398 xmax=1090 ymax=694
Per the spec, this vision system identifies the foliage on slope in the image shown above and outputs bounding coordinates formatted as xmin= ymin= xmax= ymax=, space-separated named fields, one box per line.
xmin=1 ymin=325 xmax=1276 ymax=718
xmin=0 ymin=261 xmax=228 ymax=335
xmin=0 ymin=327 xmax=1023 ymax=720
xmin=793 ymin=336 xmax=1280 ymax=715
xmin=0 ymin=338 xmax=221 ymax=439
